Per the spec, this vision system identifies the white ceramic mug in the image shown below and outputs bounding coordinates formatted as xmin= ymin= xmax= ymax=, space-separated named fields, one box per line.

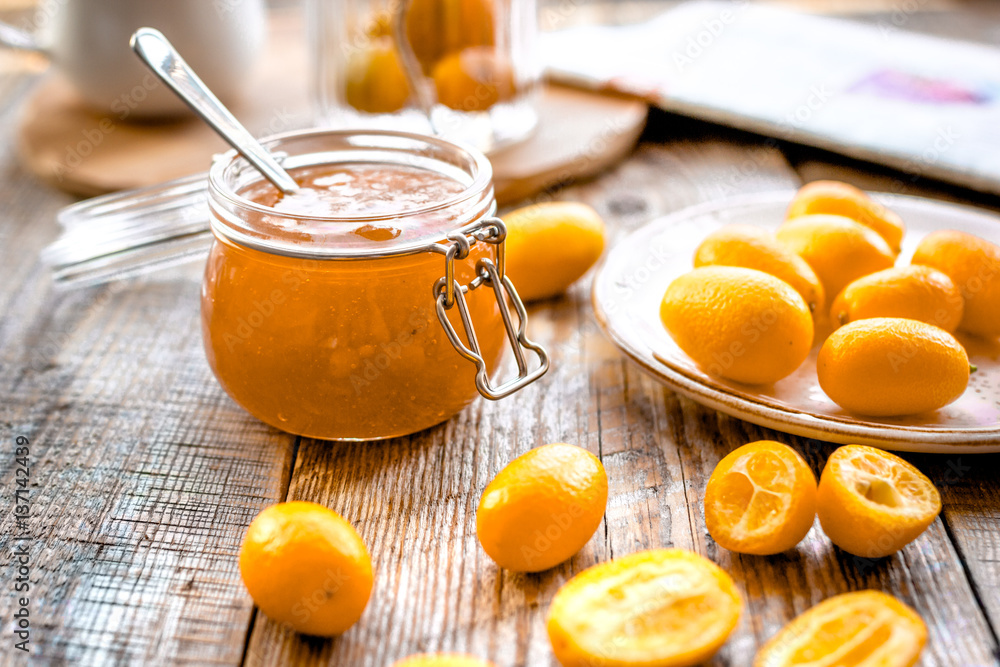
xmin=0 ymin=0 xmax=266 ymax=118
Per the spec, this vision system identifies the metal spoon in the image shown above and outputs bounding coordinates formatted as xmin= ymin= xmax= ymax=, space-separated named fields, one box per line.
xmin=130 ymin=27 xmax=299 ymax=194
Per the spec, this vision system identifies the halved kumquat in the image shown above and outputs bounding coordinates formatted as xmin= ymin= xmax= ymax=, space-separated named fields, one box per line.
xmin=704 ymin=441 xmax=817 ymax=555
xmin=817 ymin=445 xmax=941 ymax=559
xmin=547 ymin=549 xmax=742 ymax=667
xmin=754 ymin=590 xmax=927 ymax=667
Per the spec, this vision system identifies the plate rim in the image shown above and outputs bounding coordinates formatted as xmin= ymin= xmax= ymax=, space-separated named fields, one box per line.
xmin=591 ymin=190 xmax=1000 ymax=453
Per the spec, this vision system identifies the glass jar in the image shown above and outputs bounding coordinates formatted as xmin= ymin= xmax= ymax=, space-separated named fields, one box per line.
xmin=308 ymin=0 xmax=539 ymax=153
xmin=203 ymin=129 xmax=547 ymax=440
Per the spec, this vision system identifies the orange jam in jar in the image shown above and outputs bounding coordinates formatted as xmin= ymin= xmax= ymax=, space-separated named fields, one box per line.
xmin=202 ymin=130 xmax=546 ymax=440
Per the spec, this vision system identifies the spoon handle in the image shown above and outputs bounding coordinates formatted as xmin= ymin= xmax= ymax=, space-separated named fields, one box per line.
xmin=130 ymin=27 xmax=299 ymax=194
xmin=0 ymin=22 xmax=45 ymax=53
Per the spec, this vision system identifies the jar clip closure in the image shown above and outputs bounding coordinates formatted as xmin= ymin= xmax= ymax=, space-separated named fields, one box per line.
xmin=433 ymin=217 xmax=549 ymax=400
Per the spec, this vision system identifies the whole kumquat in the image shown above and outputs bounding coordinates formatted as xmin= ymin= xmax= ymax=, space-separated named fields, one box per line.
xmin=786 ymin=180 xmax=905 ymax=254
xmin=432 ymin=48 xmax=516 ymax=111
xmin=777 ymin=214 xmax=895 ymax=303
xmin=502 ymin=202 xmax=607 ymax=302
xmin=694 ymin=224 xmax=826 ymax=315
xmin=911 ymin=229 xmax=1000 ymax=338
xmin=830 ymin=265 xmax=963 ymax=332
xmin=660 ymin=266 xmax=814 ymax=385
xmin=476 ymin=443 xmax=607 ymax=573
xmin=817 ymin=318 xmax=969 ymax=417
xmin=239 ymin=501 xmax=373 ymax=637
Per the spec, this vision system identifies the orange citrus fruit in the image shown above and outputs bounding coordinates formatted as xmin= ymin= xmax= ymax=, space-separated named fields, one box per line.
xmin=432 ymin=48 xmax=515 ymax=111
xmin=911 ymin=229 xmax=1000 ymax=338
xmin=405 ymin=0 xmax=495 ymax=74
xmin=476 ymin=443 xmax=607 ymax=573
xmin=817 ymin=445 xmax=941 ymax=559
xmin=345 ymin=39 xmax=411 ymax=114
xmin=393 ymin=654 xmax=496 ymax=667
xmin=777 ymin=215 xmax=896 ymax=303
xmin=704 ymin=440 xmax=817 ymax=555
xmin=693 ymin=224 xmax=826 ymax=315
xmin=787 ymin=180 xmax=905 ymax=254
xmin=239 ymin=501 xmax=373 ymax=636
xmin=660 ymin=266 xmax=814 ymax=385
xmin=547 ymin=549 xmax=742 ymax=667
xmin=817 ymin=318 xmax=969 ymax=417
xmin=754 ymin=590 xmax=927 ymax=667
xmin=503 ymin=202 xmax=606 ymax=302
xmin=831 ymin=265 xmax=963 ymax=332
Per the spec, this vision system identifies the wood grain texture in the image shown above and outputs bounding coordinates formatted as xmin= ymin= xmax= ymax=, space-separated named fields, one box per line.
xmin=0 ymin=266 xmax=297 ymax=665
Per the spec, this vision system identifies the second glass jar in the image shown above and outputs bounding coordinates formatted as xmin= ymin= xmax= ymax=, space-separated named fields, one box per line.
xmin=308 ymin=0 xmax=539 ymax=153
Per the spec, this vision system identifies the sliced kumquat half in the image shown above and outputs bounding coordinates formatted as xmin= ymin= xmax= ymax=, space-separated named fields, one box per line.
xmin=817 ymin=445 xmax=941 ymax=559
xmin=704 ymin=441 xmax=817 ymax=555
xmin=547 ymin=548 xmax=742 ymax=667
xmin=754 ymin=590 xmax=927 ymax=667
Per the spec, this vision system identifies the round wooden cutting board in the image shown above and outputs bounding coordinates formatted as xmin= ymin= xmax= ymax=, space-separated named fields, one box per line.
xmin=15 ymin=13 xmax=646 ymax=204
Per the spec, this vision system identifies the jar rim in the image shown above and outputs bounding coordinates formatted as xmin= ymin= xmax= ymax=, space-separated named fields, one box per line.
xmin=207 ymin=128 xmax=496 ymax=259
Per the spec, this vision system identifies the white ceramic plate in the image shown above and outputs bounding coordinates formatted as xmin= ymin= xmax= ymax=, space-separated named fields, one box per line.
xmin=592 ymin=192 xmax=1000 ymax=453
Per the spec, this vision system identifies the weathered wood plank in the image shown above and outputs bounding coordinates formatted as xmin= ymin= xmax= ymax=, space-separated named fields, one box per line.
xmin=0 ymin=267 xmax=297 ymax=664
xmin=244 ymin=128 xmax=998 ymax=666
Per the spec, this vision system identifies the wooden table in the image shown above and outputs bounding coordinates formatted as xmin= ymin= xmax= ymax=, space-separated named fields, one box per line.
xmin=1 ymin=2 xmax=999 ymax=666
